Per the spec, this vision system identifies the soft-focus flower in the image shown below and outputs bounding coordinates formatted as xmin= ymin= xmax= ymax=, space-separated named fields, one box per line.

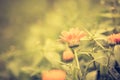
xmin=59 ymin=28 xmax=86 ymax=47
xmin=62 ymin=49 xmax=74 ymax=61
xmin=42 ymin=69 xmax=66 ymax=80
xmin=108 ymin=33 xmax=120 ymax=44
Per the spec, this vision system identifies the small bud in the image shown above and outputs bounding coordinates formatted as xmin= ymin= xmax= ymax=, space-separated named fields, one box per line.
xmin=42 ymin=69 xmax=66 ymax=80
xmin=62 ymin=49 xmax=74 ymax=61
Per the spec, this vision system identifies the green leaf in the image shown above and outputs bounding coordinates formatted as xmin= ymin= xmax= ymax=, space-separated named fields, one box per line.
xmin=86 ymin=70 xmax=97 ymax=80
xmin=7 ymin=61 xmax=21 ymax=77
xmin=21 ymin=66 xmax=43 ymax=76
xmin=91 ymin=52 xmax=108 ymax=66
xmin=45 ymin=52 xmax=60 ymax=66
xmin=21 ymin=66 xmax=38 ymax=75
xmin=32 ymin=52 xmax=43 ymax=66
xmin=78 ymin=53 xmax=92 ymax=62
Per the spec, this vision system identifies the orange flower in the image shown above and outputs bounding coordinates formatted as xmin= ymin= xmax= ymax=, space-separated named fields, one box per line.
xmin=108 ymin=33 xmax=120 ymax=44
xmin=62 ymin=49 xmax=74 ymax=61
xmin=59 ymin=28 xmax=86 ymax=47
xmin=42 ymin=69 xmax=66 ymax=80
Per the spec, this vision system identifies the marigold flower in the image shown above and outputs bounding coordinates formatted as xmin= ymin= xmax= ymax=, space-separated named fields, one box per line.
xmin=59 ymin=28 xmax=86 ymax=47
xmin=42 ymin=69 xmax=66 ymax=80
xmin=62 ymin=49 xmax=74 ymax=61
xmin=108 ymin=33 xmax=120 ymax=44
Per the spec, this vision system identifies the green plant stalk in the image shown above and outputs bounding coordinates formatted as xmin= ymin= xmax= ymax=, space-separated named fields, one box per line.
xmin=89 ymin=53 xmax=97 ymax=69
xmin=106 ymin=53 xmax=112 ymax=71
xmin=74 ymin=49 xmax=82 ymax=79
xmin=83 ymin=56 xmax=107 ymax=80
xmin=82 ymin=26 xmax=106 ymax=50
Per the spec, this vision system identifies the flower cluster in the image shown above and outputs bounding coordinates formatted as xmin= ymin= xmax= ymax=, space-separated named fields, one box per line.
xmin=59 ymin=28 xmax=86 ymax=47
xmin=108 ymin=33 xmax=120 ymax=44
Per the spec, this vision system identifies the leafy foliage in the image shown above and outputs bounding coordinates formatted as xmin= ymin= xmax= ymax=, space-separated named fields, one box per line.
xmin=0 ymin=0 xmax=120 ymax=80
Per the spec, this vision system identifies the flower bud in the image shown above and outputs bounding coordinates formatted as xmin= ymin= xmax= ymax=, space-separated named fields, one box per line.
xmin=62 ymin=49 xmax=74 ymax=61
xmin=42 ymin=69 xmax=66 ymax=80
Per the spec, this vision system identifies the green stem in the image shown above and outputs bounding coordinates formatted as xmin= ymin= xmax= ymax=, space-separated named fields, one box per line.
xmin=83 ymin=56 xmax=107 ymax=80
xmin=106 ymin=53 xmax=112 ymax=72
xmin=94 ymin=39 xmax=106 ymax=50
xmin=89 ymin=53 xmax=97 ymax=69
xmin=74 ymin=49 xmax=80 ymax=69
xmin=81 ymin=26 xmax=106 ymax=50
xmin=74 ymin=49 xmax=82 ymax=79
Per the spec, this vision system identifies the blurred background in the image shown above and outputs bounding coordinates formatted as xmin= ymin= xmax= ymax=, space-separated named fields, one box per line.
xmin=0 ymin=0 xmax=102 ymax=53
xmin=0 ymin=0 xmax=120 ymax=80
